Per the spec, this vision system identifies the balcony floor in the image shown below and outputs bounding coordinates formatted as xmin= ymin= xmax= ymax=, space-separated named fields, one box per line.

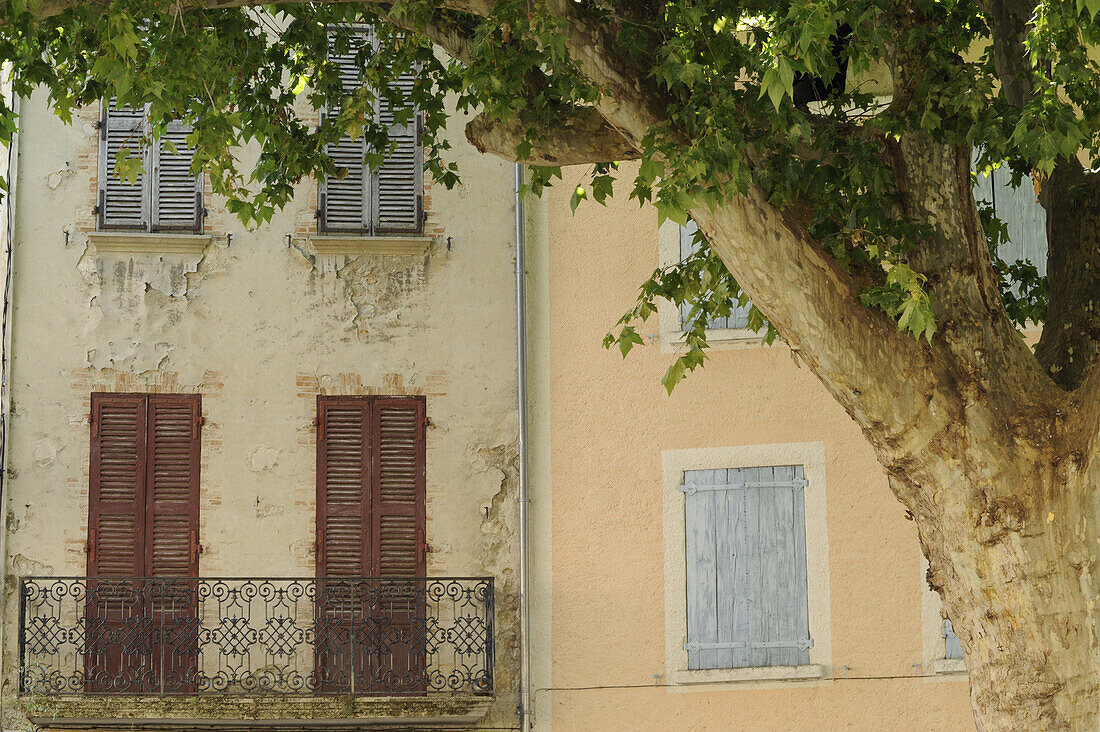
xmin=24 ymin=694 xmax=493 ymax=730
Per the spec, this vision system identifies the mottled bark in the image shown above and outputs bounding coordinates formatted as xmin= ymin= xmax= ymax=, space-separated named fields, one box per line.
xmin=464 ymin=108 xmax=639 ymax=165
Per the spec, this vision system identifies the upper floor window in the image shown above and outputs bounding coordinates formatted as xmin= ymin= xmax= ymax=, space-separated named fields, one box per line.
xmin=679 ymin=220 xmax=754 ymax=332
xmin=682 ymin=465 xmax=812 ymax=670
xmin=97 ymin=101 xmax=204 ymax=233
xmin=319 ymin=29 xmax=423 ymax=236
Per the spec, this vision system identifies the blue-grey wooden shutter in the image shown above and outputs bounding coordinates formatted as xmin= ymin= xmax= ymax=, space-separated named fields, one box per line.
xmin=973 ymin=159 xmax=1047 ymax=275
xmin=684 ymin=468 xmax=750 ymax=670
xmin=683 ymin=465 xmax=810 ymax=670
xmin=98 ymin=101 xmax=149 ymax=231
xmin=373 ymin=67 xmax=422 ymax=233
xmin=679 ymin=221 xmax=751 ymax=330
xmin=320 ymin=30 xmax=371 ymax=233
xmin=746 ymin=465 xmax=811 ymax=667
xmin=943 ymin=618 xmax=963 ymax=659
xmin=152 ymin=120 xmax=202 ymax=232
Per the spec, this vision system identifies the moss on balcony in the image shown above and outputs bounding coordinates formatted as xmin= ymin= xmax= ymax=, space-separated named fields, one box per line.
xmin=23 ymin=694 xmax=493 ymax=729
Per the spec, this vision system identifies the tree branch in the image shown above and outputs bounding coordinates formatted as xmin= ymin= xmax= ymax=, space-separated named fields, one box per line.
xmin=464 ymin=106 xmax=639 ymax=165
xmin=980 ymin=0 xmax=1036 ymax=108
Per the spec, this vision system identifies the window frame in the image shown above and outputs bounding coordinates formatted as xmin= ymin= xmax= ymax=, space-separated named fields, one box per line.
xmin=662 ymin=442 xmax=832 ymax=687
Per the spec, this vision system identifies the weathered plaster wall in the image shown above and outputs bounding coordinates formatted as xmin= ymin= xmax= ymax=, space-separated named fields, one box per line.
xmin=528 ymin=163 xmax=975 ymax=730
xmin=1 ymin=85 xmax=520 ymax=730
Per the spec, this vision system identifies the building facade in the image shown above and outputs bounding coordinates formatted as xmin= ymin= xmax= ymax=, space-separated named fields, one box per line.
xmin=519 ymin=160 xmax=1049 ymax=730
xmin=0 ymin=49 xmax=522 ymax=730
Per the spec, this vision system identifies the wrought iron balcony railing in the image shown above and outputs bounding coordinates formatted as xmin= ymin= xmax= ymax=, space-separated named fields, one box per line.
xmin=19 ymin=576 xmax=493 ymax=697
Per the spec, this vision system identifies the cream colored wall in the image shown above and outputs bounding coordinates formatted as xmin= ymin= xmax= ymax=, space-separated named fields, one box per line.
xmin=530 ymin=163 xmax=974 ymax=730
xmin=1 ymin=85 xmax=520 ymax=730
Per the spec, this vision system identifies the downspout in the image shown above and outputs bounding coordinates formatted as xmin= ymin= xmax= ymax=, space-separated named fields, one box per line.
xmin=514 ymin=163 xmax=532 ymax=732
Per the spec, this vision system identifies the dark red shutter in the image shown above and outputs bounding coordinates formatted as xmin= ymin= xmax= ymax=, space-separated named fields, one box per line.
xmin=370 ymin=396 xmax=426 ymax=577
xmin=316 ymin=397 xmax=371 ymax=577
xmin=145 ymin=395 xmax=201 ymax=577
xmin=88 ymin=393 xmax=147 ymax=577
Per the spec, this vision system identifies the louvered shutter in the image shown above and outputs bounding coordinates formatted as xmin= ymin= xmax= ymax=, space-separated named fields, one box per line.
xmin=373 ymin=70 xmax=422 ymax=234
xmin=316 ymin=397 xmax=371 ymax=577
xmin=145 ymin=395 xmax=200 ymax=577
xmin=679 ymin=221 xmax=751 ymax=330
xmin=370 ymin=397 xmax=425 ymax=576
xmin=89 ymin=394 xmax=148 ymax=577
xmin=320 ymin=32 xmax=371 ymax=233
xmin=98 ymin=102 xmax=149 ymax=231
xmin=152 ymin=121 xmax=202 ymax=233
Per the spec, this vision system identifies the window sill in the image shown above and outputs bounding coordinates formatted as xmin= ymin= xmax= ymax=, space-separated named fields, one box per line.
xmin=932 ymin=658 xmax=967 ymax=675
xmin=310 ymin=235 xmax=431 ymax=256
xmin=89 ymin=231 xmax=214 ymax=254
xmin=670 ymin=664 xmax=824 ymax=686
xmin=22 ymin=694 xmax=493 ymax=729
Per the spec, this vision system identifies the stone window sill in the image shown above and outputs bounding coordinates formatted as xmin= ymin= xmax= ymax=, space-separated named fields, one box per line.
xmin=670 ymin=664 xmax=824 ymax=686
xmin=22 ymin=695 xmax=493 ymax=729
xmin=932 ymin=658 xmax=967 ymax=675
xmin=310 ymin=235 xmax=432 ymax=256
xmin=89 ymin=231 xmax=215 ymax=254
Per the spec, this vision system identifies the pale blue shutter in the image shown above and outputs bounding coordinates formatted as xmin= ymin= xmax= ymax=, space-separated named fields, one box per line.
xmin=973 ymin=159 xmax=1047 ymax=275
xmin=98 ymin=101 xmax=148 ymax=230
xmin=684 ymin=469 xmax=750 ymax=670
xmin=320 ymin=31 xmax=370 ymax=233
xmin=746 ymin=466 xmax=811 ymax=667
xmin=373 ymin=68 xmax=422 ymax=233
xmin=679 ymin=221 xmax=751 ymax=330
xmin=152 ymin=120 xmax=202 ymax=232
xmin=943 ymin=619 xmax=963 ymax=659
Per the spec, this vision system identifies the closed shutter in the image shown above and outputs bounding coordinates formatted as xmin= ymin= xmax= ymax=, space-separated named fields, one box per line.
xmin=320 ymin=31 xmax=371 ymax=233
xmin=370 ymin=397 xmax=425 ymax=576
xmin=373 ymin=70 xmax=422 ymax=234
xmin=973 ymin=158 xmax=1047 ymax=275
xmin=89 ymin=394 xmax=148 ymax=577
xmin=152 ymin=121 xmax=202 ymax=233
xmin=746 ymin=465 xmax=810 ymax=667
xmin=683 ymin=465 xmax=809 ymax=670
xmin=679 ymin=221 xmax=751 ymax=330
xmin=316 ymin=397 xmax=371 ymax=576
xmin=98 ymin=102 xmax=149 ymax=231
xmin=943 ymin=619 xmax=963 ymax=659
xmin=145 ymin=396 xmax=200 ymax=577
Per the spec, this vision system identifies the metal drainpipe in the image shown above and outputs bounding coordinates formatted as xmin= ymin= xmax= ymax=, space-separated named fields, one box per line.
xmin=514 ymin=163 xmax=532 ymax=732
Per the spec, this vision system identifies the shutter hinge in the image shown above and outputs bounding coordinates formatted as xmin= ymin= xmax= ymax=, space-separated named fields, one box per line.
xmin=417 ymin=193 xmax=424 ymax=227
xmin=190 ymin=529 xmax=200 ymax=567
xmin=316 ymin=416 xmax=325 ymax=441
xmin=315 ymin=530 xmax=324 ymax=559
xmin=97 ymin=117 xmax=106 ymax=141
xmin=87 ymin=529 xmax=97 ymax=562
xmin=96 ymin=190 xmax=106 ymax=229
xmin=195 ymin=415 xmax=205 ymax=428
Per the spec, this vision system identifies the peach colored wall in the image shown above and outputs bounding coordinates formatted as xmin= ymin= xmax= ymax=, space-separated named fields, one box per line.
xmin=530 ymin=164 xmax=975 ymax=730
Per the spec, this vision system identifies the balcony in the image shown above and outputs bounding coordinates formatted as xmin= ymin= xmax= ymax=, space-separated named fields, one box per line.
xmin=18 ymin=576 xmax=494 ymax=729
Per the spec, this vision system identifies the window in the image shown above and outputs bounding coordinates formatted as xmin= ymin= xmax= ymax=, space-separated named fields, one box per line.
xmin=314 ymin=395 xmax=427 ymax=692
xmin=680 ymin=220 xmax=754 ymax=331
xmin=97 ymin=101 xmax=204 ymax=233
xmin=943 ymin=619 xmax=963 ymax=659
xmin=85 ymin=392 xmax=201 ymax=693
xmin=319 ymin=29 xmax=423 ymax=235
xmin=682 ymin=465 xmax=811 ymax=670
